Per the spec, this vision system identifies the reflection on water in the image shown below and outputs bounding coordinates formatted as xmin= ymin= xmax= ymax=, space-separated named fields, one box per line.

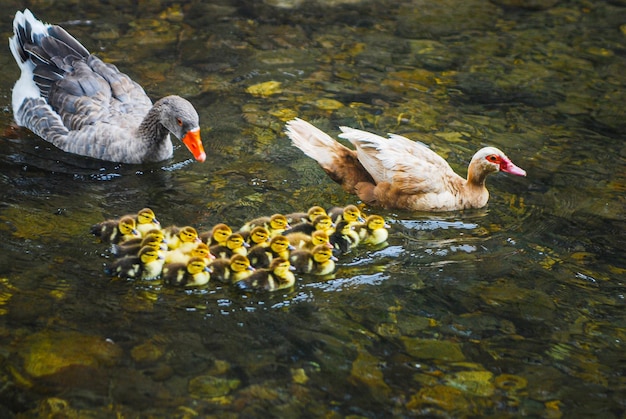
xmin=0 ymin=0 xmax=625 ymax=417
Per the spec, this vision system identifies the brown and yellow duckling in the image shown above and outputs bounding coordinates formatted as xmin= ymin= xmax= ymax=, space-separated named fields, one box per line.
xmin=329 ymin=220 xmax=360 ymax=254
xmin=242 ymin=226 xmax=270 ymax=248
xmin=287 ymin=230 xmax=333 ymax=251
xmin=133 ymin=208 xmax=161 ymax=236
xmin=107 ymin=245 xmax=165 ymax=280
xmin=240 ymin=214 xmax=291 ymax=237
xmin=285 ymin=214 xmax=335 ymax=237
xmin=209 ymin=233 xmax=249 ymax=259
xmin=112 ymin=231 xmax=168 ymax=258
xmin=247 ymin=235 xmax=295 ymax=269
xmin=162 ymin=257 xmax=212 ymax=287
xmin=234 ymin=257 xmax=296 ymax=292
xmin=290 ymin=244 xmax=338 ymax=276
xmin=354 ymin=215 xmax=391 ymax=246
xmin=164 ymin=226 xmax=201 ymax=251
xmin=285 ymin=205 xmax=327 ymax=226
xmin=327 ymin=204 xmax=365 ymax=226
xmin=91 ymin=215 xmax=141 ymax=245
xmin=200 ymin=223 xmax=233 ymax=246
xmin=166 ymin=242 xmax=214 ymax=265
xmin=209 ymin=254 xmax=255 ymax=284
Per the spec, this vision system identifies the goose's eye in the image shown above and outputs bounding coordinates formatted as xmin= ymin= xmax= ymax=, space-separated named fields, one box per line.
xmin=176 ymin=118 xmax=183 ymax=127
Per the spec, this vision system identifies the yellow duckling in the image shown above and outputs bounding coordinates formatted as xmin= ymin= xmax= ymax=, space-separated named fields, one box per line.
xmin=91 ymin=215 xmax=140 ymax=244
xmin=328 ymin=204 xmax=365 ymax=226
xmin=164 ymin=226 xmax=201 ymax=251
xmin=162 ymin=257 xmax=212 ymax=287
xmin=247 ymin=235 xmax=295 ymax=269
xmin=286 ymin=214 xmax=335 ymax=237
xmin=112 ymin=232 xmax=168 ymax=258
xmin=166 ymin=242 xmax=215 ymax=265
xmin=240 ymin=214 xmax=291 ymax=237
xmin=287 ymin=230 xmax=333 ymax=251
xmin=234 ymin=257 xmax=296 ymax=292
xmin=243 ymin=226 xmax=270 ymax=247
xmin=285 ymin=205 xmax=327 ymax=226
xmin=354 ymin=215 xmax=391 ymax=246
xmin=200 ymin=223 xmax=233 ymax=246
xmin=209 ymin=254 xmax=255 ymax=284
xmin=134 ymin=208 xmax=161 ymax=236
xmin=209 ymin=233 xmax=249 ymax=259
xmin=290 ymin=244 xmax=338 ymax=276
xmin=107 ymin=245 xmax=164 ymax=280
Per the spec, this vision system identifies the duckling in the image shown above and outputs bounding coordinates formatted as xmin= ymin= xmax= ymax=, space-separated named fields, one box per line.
xmin=112 ymin=232 xmax=168 ymax=258
xmin=234 ymin=257 xmax=296 ymax=292
xmin=240 ymin=214 xmax=291 ymax=237
xmin=91 ymin=215 xmax=141 ymax=244
xmin=200 ymin=223 xmax=233 ymax=246
xmin=164 ymin=226 xmax=201 ymax=251
xmin=166 ymin=242 xmax=215 ymax=265
xmin=134 ymin=208 xmax=161 ymax=236
xmin=290 ymin=244 xmax=338 ymax=276
xmin=285 ymin=214 xmax=335 ymax=237
xmin=107 ymin=245 xmax=164 ymax=280
xmin=329 ymin=220 xmax=360 ymax=254
xmin=247 ymin=235 xmax=295 ymax=269
xmin=209 ymin=233 xmax=249 ymax=259
xmin=327 ymin=204 xmax=365 ymax=226
xmin=354 ymin=215 xmax=391 ymax=246
xmin=209 ymin=254 xmax=255 ymax=284
xmin=243 ymin=226 xmax=270 ymax=248
xmin=162 ymin=257 xmax=211 ymax=287
xmin=285 ymin=205 xmax=327 ymax=226
xmin=288 ymin=230 xmax=333 ymax=251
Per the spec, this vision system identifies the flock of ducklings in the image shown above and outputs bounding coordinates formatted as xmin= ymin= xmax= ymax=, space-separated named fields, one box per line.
xmin=91 ymin=205 xmax=390 ymax=292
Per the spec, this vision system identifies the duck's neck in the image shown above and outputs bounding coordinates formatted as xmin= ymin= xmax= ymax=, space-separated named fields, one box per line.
xmin=137 ymin=104 xmax=174 ymax=161
xmin=462 ymin=162 xmax=490 ymax=207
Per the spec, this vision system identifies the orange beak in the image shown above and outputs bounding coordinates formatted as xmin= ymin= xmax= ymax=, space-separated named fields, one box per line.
xmin=182 ymin=127 xmax=206 ymax=162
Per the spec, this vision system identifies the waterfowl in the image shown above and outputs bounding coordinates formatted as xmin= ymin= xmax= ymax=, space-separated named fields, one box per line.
xmin=290 ymin=244 xmax=338 ymax=276
xmin=9 ymin=9 xmax=206 ymax=164
xmin=240 ymin=214 xmax=291 ymax=237
xmin=200 ymin=223 xmax=233 ymax=246
xmin=164 ymin=226 xmax=200 ymax=251
xmin=285 ymin=206 xmax=327 ymax=226
xmin=285 ymin=118 xmax=527 ymax=212
xmin=133 ymin=208 xmax=161 ymax=236
xmin=327 ymin=205 xmax=365 ymax=226
xmin=354 ymin=215 xmax=391 ymax=246
xmin=243 ymin=226 xmax=270 ymax=247
xmin=107 ymin=245 xmax=164 ymax=280
xmin=209 ymin=233 xmax=249 ymax=259
xmin=165 ymin=242 xmax=214 ymax=265
xmin=247 ymin=235 xmax=295 ymax=269
xmin=111 ymin=232 xmax=167 ymax=258
xmin=329 ymin=220 xmax=359 ymax=254
xmin=209 ymin=254 xmax=255 ymax=284
xmin=234 ymin=257 xmax=296 ymax=292
xmin=162 ymin=257 xmax=211 ymax=287
xmin=91 ymin=215 xmax=140 ymax=244
xmin=286 ymin=214 xmax=335 ymax=236
xmin=287 ymin=230 xmax=333 ymax=251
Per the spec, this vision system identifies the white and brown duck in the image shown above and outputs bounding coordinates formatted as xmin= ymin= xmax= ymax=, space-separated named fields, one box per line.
xmin=9 ymin=10 xmax=206 ymax=163
xmin=286 ymin=118 xmax=526 ymax=211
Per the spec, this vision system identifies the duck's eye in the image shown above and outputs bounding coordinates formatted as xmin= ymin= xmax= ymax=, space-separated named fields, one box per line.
xmin=487 ymin=154 xmax=499 ymax=163
xmin=176 ymin=118 xmax=183 ymax=127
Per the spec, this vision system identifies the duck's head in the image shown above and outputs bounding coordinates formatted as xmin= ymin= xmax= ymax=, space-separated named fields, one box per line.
xmin=470 ymin=147 xmax=526 ymax=184
xmin=313 ymin=215 xmax=335 ymax=233
xmin=141 ymin=234 xmax=167 ymax=251
xmin=366 ymin=215 xmax=391 ymax=231
xmin=211 ymin=223 xmax=233 ymax=245
xmin=343 ymin=205 xmax=365 ymax=223
xmin=186 ymin=257 xmax=211 ymax=275
xmin=119 ymin=216 xmax=139 ymax=236
xmin=178 ymin=226 xmax=200 ymax=243
xmin=307 ymin=206 xmax=327 ymax=221
xmin=270 ymin=257 xmax=296 ymax=275
xmin=226 ymin=233 xmax=248 ymax=250
xmin=144 ymin=229 xmax=166 ymax=243
xmin=137 ymin=208 xmax=160 ymax=227
xmin=139 ymin=246 xmax=163 ymax=264
xmin=249 ymin=227 xmax=270 ymax=245
xmin=269 ymin=214 xmax=290 ymax=231
xmin=269 ymin=235 xmax=294 ymax=253
xmin=191 ymin=243 xmax=214 ymax=259
xmin=157 ymin=95 xmax=206 ymax=163
xmin=311 ymin=245 xmax=337 ymax=263
xmin=311 ymin=230 xmax=333 ymax=249
xmin=230 ymin=254 xmax=255 ymax=273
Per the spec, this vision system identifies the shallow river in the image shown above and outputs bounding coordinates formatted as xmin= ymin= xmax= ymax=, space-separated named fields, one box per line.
xmin=0 ymin=0 xmax=624 ymax=417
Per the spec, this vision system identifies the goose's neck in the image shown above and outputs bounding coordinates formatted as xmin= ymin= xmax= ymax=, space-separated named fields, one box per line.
xmin=137 ymin=103 xmax=173 ymax=161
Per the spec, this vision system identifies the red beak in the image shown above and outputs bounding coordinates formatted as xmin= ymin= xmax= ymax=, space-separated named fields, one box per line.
xmin=182 ymin=128 xmax=206 ymax=162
